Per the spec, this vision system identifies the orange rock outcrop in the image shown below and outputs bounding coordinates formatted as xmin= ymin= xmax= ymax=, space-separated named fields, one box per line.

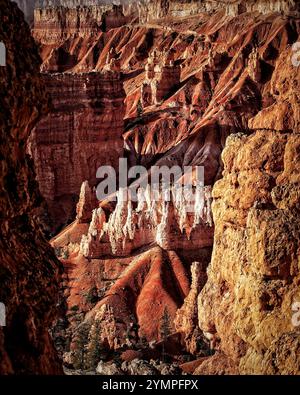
xmin=197 ymin=47 xmax=300 ymax=374
xmin=29 ymin=71 xmax=125 ymax=232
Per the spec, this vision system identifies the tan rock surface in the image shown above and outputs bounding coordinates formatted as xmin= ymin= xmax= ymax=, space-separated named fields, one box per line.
xmin=198 ymin=53 xmax=300 ymax=372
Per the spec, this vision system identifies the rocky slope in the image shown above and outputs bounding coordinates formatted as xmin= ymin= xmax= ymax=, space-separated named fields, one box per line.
xmin=28 ymin=0 xmax=300 ymax=374
xmin=0 ymin=0 xmax=62 ymax=374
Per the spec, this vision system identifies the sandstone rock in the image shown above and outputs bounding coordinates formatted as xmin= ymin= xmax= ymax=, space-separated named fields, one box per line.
xmin=34 ymin=1 xmax=137 ymax=47
xmin=120 ymin=349 xmax=144 ymax=362
xmin=198 ymin=127 xmax=300 ymax=373
xmin=80 ymin=186 xmax=213 ymax=258
xmin=249 ymin=47 xmax=300 ymax=132
xmin=76 ymin=181 xmax=99 ymax=224
xmin=80 ymin=246 xmax=191 ymax=348
xmin=96 ymin=360 xmax=124 ymax=375
xmin=29 ymin=71 xmax=125 ymax=232
xmin=122 ymin=358 xmax=159 ymax=375
xmin=141 ymin=50 xmax=181 ymax=107
xmin=193 ymin=352 xmax=238 ymax=375
xmin=179 ymin=358 xmax=207 ymax=374
xmin=174 ymin=262 xmax=209 ymax=354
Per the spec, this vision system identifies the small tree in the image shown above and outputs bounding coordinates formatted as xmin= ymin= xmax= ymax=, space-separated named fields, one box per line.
xmin=73 ymin=323 xmax=89 ymax=370
xmin=160 ymin=307 xmax=171 ymax=340
xmin=125 ymin=315 xmax=140 ymax=348
xmin=85 ymin=286 xmax=99 ymax=305
xmin=85 ymin=320 xmax=105 ymax=369
xmin=62 ymin=249 xmax=69 ymax=260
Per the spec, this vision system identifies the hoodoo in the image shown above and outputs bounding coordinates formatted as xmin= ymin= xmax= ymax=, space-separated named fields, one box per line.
xmin=2 ymin=0 xmax=300 ymax=376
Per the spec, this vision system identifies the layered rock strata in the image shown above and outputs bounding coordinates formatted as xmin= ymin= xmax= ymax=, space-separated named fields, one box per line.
xmin=34 ymin=1 xmax=138 ymax=46
xmin=29 ymin=71 xmax=125 ymax=232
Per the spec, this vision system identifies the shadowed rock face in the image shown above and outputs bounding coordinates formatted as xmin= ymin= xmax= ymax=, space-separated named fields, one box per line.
xmin=29 ymin=71 xmax=125 ymax=233
xmin=24 ymin=0 xmax=300 ymax=374
xmin=0 ymin=0 xmax=62 ymax=374
xmin=13 ymin=0 xmax=35 ymax=24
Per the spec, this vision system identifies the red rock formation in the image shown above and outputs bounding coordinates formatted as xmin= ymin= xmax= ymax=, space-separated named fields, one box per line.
xmin=60 ymin=246 xmax=208 ymax=366
xmin=34 ymin=2 xmax=138 ymax=52
xmin=0 ymin=0 xmax=62 ymax=374
xmin=29 ymin=71 xmax=125 ymax=232
xmin=141 ymin=50 xmax=181 ymax=106
xmin=29 ymin=0 xmax=300 ymax=374
xmin=76 ymin=181 xmax=99 ymax=224
xmin=51 ymin=180 xmax=213 ymax=360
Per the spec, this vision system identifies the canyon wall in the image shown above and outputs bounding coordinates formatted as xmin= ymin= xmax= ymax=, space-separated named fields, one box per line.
xmin=15 ymin=0 xmax=300 ymax=29
xmin=197 ymin=46 xmax=300 ymax=375
xmin=29 ymin=71 xmax=125 ymax=232
xmin=138 ymin=0 xmax=300 ymax=22
xmin=34 ymin=1 xmax=138 ymax=45
xmin=30 ymin=0 xmax=300 ymax=373
xmin=0 ymin=0 xmax=62 ymax=374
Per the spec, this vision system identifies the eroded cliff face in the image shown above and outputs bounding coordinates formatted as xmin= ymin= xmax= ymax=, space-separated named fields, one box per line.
xmin=196 ymin=46 xmax=300 ymax=375
xmin=0 ymin=0 xmax=62 ymax=374
xmin=29 ymin=71 xmax=125 ymax=233
xmin=34 ymin=1 xmax=138 ymax=47
xmin=28 ymin=0 xmax=300 ymax=373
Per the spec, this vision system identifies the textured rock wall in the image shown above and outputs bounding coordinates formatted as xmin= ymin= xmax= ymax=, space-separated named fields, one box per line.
xmin=33 ymin=2 xmax=137 ymax=45
xmin=197 ymin=47 xmax=300 ymax=375
xmin=142 ymin=50 xmax=181 ymax=106
xmin=174 ymin=261 xmax=208 ymax=354
xmin=0 ymin=0 xmax=62 ymax=374
xmin=31 ymin=0 xmax=300 ymax=373
xmin=15 ymin=0 xmax=300 ymax=29
xmin=29 ymin=71 xmax=125 ymax=232
xmin=138 ymin=0 xmax=300 ymax=22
